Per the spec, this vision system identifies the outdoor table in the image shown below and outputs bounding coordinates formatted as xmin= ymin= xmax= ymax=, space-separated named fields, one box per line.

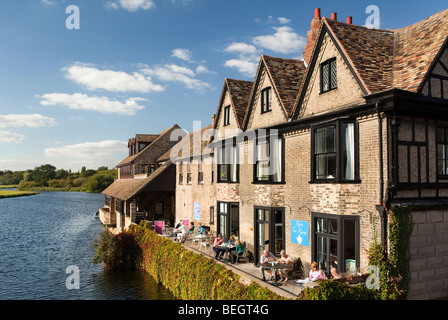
xmin=193 ymin=234 xmax=208 ymax=247
xmin=259 ymin=262 xmax=291 ymax=286
xmin=219 ymin=244 xmax=235 ymax=262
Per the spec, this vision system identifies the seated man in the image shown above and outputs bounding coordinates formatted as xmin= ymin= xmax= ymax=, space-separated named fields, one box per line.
xmin=176 ymin=222 xmax=189 ymax=243
xmin=259 ymin=249 xmax=276 ymax=281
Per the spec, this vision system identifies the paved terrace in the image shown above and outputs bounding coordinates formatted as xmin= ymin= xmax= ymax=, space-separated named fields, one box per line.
xmin=175 ymin=236 xmax=305 ymax=300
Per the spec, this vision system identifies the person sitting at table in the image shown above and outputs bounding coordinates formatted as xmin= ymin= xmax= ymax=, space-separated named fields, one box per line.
xmin=259 ymin=249 xmax=276 ymax=281
xmin=230 ymin=240 xmax=244 ymax=264
xmin=226 ymin=235 xmax=236 ymax=246
xmin=173 ymin=220 xmax=183 ymax=240
xmin=212 ymin=234 xmax=225 ymax=260
xmin=278 ymin=250 xmax=294 ymax=282
xmin=176 ymin=221 xmax=189 ymax=243
xmin=188 ymin=221 xmax=195 ymax=232
xmin=309 ymin=261 xmax=327 ymax=281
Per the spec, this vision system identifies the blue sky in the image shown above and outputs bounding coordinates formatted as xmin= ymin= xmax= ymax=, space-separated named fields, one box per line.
xmin=0 ymin=0 xmax=446 ymax=172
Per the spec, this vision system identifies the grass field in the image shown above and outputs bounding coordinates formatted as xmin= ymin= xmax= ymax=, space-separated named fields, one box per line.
xmin=0 ymin=190 xmax=39 ymax=198
xmin=0 ymin=185 xmax=19 ymax=189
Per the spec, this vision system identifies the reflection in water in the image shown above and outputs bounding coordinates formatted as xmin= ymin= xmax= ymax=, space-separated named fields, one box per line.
xmin=91 ymin=269 xmax=176 ymax=300
xmin=0 ymin=191 xmax=175 ymax=300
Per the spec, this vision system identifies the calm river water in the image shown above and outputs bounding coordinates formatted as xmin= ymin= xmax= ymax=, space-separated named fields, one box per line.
xmin=0 ymin=191 xmax=175 ymax=300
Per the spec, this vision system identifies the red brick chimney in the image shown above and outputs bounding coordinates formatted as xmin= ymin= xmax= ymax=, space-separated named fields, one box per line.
xmin=346 ymin=16 xmax=353 ymax=24
xmin=331 ymin=12 xmax=337 ymax=20
xmin=303 ymin=8 xmax=322 ymax=66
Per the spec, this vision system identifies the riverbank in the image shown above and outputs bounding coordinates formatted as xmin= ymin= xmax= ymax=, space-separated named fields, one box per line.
xmin=19 ymin=186 xmax=88 ymax=192
xmin=0 ymin=185 xmax=19 ymax=189
xmin=0 ymin=190 xmax=39 ymax=198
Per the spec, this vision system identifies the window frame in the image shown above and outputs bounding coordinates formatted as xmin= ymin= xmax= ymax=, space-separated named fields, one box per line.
xmin=223 ymin=105 xmax=231 ymax=126
xmin=217 ymin=141 xmax=239 ymax=183
xmin=261 ymin=87 xmax=272 ymax=114
xmin=253 ymin=135 xmax=285 ymax=184
xmin=311 ymin=119 xmax=360 ymax=183
xmin=198 ymin=161 xmax=204 ymax=184
xmin=436 ymin=125 xmax=448 ymax=179
xmin=186 ymin=162 xmax=192 ymax=184
xmin=178 ymin=163 xmax=183 ymax=184
xmin=320 ymin=58 xmax=337 ymax=94
xmin=311 ymin=212 xmax=360 ymax=276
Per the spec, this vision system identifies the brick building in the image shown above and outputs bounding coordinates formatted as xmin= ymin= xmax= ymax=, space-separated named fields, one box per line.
xmin=100 ymin=124 xmax=186 ymax=231
xmin=174 ymin=8 xmax=448 ymax=299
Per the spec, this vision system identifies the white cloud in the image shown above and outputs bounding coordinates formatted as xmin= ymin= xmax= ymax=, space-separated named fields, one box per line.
xmin=223 ymin=20 xmax=305 ymax=76
xmin=224 ymin=42 xmax=258 ymax=55
xmin=0 ymin=114 xmax=58 ymax=128
xmin=38 ymin=93 xmax=146 ymax=115
xmin=171 ymin=48 xmax=193 ymax=62
xmin=224 ymin=59 xmax=258 ymax=77
xmin=41 ymin=0 xmax=57 ymax=6
xmin=45 ymin=140 xmax=128 ymax=159
xmin=64 ymin=64 xmax=164 ymax=93
xmin=223 ymin=42 xmax=260 ymax=77
xmin=0 ymin=131 xmax=25 ymax=143
xmin=252 ymin=26 xmax=305 ymax=54
xmin=142 ymin=64 xmax=213 ymax=92
xmin=106 ymin=0 xmax=155 ymax=11
xmin=195 ymin=65 xmax=216 ymax=75
xmin=278 ymin=17 xmax=291 ymax=24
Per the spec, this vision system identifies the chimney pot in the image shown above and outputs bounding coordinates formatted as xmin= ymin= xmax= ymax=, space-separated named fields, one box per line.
xmin=314 ymin=8 xmax=321 ymax=19
xmin=346 ymin=16 xmax=352 ymax=24
xmin=331 ymin=12 xmax=337 ymax=20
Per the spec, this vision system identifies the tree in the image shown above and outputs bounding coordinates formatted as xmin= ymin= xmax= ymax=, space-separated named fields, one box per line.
xmin=22 ymin=170 xmax=34 ymax=182
xmin=33 ymin=164 xmax=56 ymax=186
xmin=85 ymin=172 xmax=115 ymax=193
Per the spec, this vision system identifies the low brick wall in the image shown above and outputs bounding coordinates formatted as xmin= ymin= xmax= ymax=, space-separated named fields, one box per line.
xmin=408 ymin=210 xmax=448 ymax=300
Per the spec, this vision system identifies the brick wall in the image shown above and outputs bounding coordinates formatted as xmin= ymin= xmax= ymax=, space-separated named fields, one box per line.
xmin=408 ymin=210 xmax=448 ymax=300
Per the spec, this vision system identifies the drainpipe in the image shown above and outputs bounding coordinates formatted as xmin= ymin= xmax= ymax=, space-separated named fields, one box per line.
xmin=375 ymin=102 xmax=387 ymax=246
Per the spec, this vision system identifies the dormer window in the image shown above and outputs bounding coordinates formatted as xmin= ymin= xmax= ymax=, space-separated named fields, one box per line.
xmin=261 ymin=87 xmax=272 ymax=113
xmin=223 ymin=105 xmax=231 ymax=126
xmin=320 ymin=58 xmax=337 ymax=93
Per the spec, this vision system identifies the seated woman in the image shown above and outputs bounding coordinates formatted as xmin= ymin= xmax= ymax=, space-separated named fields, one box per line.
xmin=278 ymin=250 xmax=294 ymax=282
xmin=188 ymin=221 xmax=195 ymax=232
xmin=309 ymin=261 xmax=327 ymax=281
xmin=230 ymin=240 xmax=245 ymax=264
xmin=212 ymin=234 xmax=225 ymax=260
xmin=295 ymin=261 xmax=327 ymax=284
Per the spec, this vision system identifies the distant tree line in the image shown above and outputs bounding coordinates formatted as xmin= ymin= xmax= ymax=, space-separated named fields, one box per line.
xmin=0 ymin=165 xmax=117 ymax=193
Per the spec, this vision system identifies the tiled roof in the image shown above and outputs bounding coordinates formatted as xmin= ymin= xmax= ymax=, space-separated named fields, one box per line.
xmin=393 ymin=9 xmax=448 ymax=92
xmin=262 ymin=55 xmax=306 ymax=116
xmin=117 ymin=124 xmax=182 ymax=167
xmin=226 ymin=79 xmax=253 ymax=127
xmin=102 ymin=161 xmax=173 ymax=201
xmin=214 ymin=78 xmax=253 ymax=129
xmin=168 ymin=125 xmax=213 ymax=161
xmin=324 ymin=18 xmax=394 ymax=93
xmin=323 ymin=8 xmax=448 ymax=94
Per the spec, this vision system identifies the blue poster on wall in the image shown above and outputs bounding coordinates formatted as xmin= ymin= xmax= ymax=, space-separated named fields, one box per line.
xmin=291 ymin=220 xmax=309 ymax=247
xmin=194 ymin=202 xmax=200 ymax=220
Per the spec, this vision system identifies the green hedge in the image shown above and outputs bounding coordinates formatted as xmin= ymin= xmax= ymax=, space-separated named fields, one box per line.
xmin=94 ymin=223 xmax=288 ymax=300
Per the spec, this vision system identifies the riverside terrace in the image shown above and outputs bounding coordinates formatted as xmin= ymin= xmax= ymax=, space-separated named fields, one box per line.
xmin=169 ymin=233 xmax=303 ymax=299
xmin=160 ymin=228 xmax=342 ymax=300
